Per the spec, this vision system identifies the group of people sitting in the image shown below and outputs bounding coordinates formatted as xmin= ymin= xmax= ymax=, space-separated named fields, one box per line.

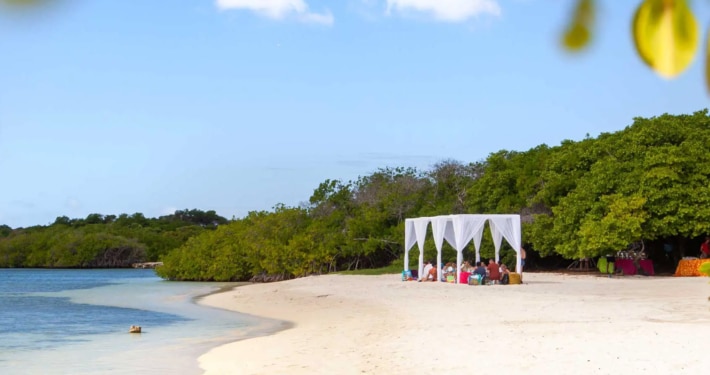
xmin=418 ymin=259 xmax=511 ymax=285
xmin=462 ymin=259 xmax=511 ymax=285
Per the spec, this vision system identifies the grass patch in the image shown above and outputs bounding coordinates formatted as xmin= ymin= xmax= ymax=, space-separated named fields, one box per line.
xmin=335 ymin=264 xmax=402 ymax=275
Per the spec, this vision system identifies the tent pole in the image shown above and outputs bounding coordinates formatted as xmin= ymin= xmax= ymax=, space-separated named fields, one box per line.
xmin=437 ymin=249 xmax=442 ymax=282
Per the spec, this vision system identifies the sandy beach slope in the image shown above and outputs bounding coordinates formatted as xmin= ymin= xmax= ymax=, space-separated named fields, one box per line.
xmin=198 ymin=273 xmax=710 ymax=375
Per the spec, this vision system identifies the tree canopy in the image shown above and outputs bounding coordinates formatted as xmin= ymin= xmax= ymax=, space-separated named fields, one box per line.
xmin=4 ymin=111 xmax=709 ymax=280
xmin=0 ymin=209 xmax=226 ymax=268
xmin=155 ymin=110 xmax=710 ymax=281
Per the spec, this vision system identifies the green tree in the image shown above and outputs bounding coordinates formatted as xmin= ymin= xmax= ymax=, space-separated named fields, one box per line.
xmin=0 ymin=225 xmax=11 ymax=238
xmin=529 ymin=110 xmax=710 ymax=258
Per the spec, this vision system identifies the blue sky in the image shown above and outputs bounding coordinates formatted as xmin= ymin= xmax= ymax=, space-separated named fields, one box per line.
xmin=0 ymin=0 xmax=708 ymax=228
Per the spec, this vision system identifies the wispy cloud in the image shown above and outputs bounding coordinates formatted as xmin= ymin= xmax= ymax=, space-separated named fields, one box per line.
xmin=216 ymin=0 xmax=334 ymax=25
xmin=385 ymin=0 xmax=501 ymax=22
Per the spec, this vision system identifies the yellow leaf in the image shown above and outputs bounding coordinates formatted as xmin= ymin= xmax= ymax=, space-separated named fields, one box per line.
xmin=632 ymin=0 xmax=700 ymax=78
xmin=563 ymin=23 xmax=591 ymax=51
xmin=562 ymin=0 xmax=596 ymax=51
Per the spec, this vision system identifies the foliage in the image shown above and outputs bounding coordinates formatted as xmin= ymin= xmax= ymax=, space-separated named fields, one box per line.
xmin=562 ymin=0 xmax=595 ymax=51
xmin=153 ymin=110 xmax=710 ymax=281
xmin=335 ymin=263 xmax=403 ymax=276
xmin=0 ymin=225 xmax=11 ymax=238
xmin=631 ymin=0 xmax=699 ymax=78
xmin=529 ymin=110 xmax=710 ymax=258
xmin=0 ymin=209 xmax=225 ymax=268
xmin=699 ymin=262 xmax=710 ymax=277
xmin=5 ymin=111 xmax=710 ymax=280
xmin=561 ymin=0 xmax=707 ymax=91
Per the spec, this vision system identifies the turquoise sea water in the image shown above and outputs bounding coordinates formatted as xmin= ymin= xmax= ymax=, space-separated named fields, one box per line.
xmin=0 ymin=269 xmax=260 ymax=374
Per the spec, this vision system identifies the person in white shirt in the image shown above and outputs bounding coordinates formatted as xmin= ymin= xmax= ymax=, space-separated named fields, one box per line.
xmin=420 ymin=261 xmax=434 ymax=282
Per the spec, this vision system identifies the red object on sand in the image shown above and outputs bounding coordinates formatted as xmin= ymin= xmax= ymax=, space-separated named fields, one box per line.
xmin=459 ymin=271 xmax=471 ymax=284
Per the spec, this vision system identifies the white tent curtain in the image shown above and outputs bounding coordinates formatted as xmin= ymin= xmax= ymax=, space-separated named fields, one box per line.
xmin=431 ymin=216 xmax=455 ymax=282
xmin=452 ymin=215 xmax=488 ymax=283
xmin=472 ymin=229 xmax=483 ymax=263
xmin=404 ymin=214 xmax=523 ymax=282
xmin=489 ymin=215 xmax=522 ymax=273
xmin=413 ymin=218 xmax=431 ymax=277
xmin=413 ymin=218 xmax=430 ymax=252
xmin=489 ymin=220 xmax=503 ymax=263
xmin=403 ymin=219 xmax=417 ymax=271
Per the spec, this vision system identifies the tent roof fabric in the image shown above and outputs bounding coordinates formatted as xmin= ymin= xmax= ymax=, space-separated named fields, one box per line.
xmin=403 ymin=214 xmax=523 ymax=278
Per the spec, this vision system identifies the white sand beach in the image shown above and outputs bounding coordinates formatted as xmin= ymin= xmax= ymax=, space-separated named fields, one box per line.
xmin=198 ymin=273 xmax=710 ymax=375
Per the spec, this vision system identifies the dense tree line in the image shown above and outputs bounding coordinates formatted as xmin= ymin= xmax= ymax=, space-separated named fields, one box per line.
xmin=156 ymin=110 xmax=710 ymax=281
xmin=0 ymin=210 xmax=227 ymax=268
xmin=4 ymin=111 xmax=708 ymax=278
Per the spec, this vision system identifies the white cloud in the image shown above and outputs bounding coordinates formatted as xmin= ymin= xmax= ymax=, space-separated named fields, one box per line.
xmin=298 ymin=10 xmax=335 ymax=25
xmin=216 ymin=0 xmax=334 ymax=25
xmin=385 ymin=0 xmax=501 ymax=22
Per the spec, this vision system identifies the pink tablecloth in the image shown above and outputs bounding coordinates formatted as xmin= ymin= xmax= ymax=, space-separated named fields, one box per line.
xmin=614 ymin=259 xmax=654 ymax=276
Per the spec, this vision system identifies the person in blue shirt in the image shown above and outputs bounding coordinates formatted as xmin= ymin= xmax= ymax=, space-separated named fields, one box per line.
xmin=472 ymin=261 xmax=488 ymax=285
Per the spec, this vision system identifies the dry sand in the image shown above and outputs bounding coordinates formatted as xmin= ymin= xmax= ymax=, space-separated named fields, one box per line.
xmin=198 ymin=273 xmax=710 ymax=375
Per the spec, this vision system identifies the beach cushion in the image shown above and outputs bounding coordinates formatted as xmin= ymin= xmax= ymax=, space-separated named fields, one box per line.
xmin=597 ymin=257 xmax=614 ymax=274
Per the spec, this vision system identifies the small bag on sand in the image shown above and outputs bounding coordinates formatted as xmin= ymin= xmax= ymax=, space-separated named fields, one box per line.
xmin=508 ymin=272 xmax=522 ymax=285
xmin=468 ymin=274 xmax=483 ymax=285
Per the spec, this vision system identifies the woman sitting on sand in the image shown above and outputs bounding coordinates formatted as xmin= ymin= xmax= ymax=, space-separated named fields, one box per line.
xmin=420 ymin=262 xmax=437 ymax=282
xmin=442 ymin=262 xmax=456 ymax=282
xmin=499 ymin=264 xmax=510 ymax=285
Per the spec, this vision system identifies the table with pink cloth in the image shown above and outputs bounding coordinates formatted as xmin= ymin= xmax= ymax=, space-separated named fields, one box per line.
xmin=614 ymin=259 xmax=654 ymax=276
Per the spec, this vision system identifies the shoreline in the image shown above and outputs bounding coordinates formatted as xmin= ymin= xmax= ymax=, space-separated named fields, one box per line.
xmin=1 ymin=269 xmax=263 ymax=375
xmin=197 ymin=272 xmax=710 ymax=374
xmin=192 ymin=282 xmax=295 ymax=346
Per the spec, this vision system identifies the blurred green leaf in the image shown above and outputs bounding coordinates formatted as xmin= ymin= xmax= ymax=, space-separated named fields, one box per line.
xmin=699 ymin=261 xmax=710 ymax=276
xmin=632 ymin=0 xmax=700 ymax=78
xmin=562 ymin=0 xmax=596 ymax=51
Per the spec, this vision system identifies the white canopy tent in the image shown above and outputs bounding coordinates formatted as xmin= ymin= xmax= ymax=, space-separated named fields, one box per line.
xmin=403 ymin=214 xmax=522 ymax=283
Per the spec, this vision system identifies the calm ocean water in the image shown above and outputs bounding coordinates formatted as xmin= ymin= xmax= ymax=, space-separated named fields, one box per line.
xmin=0 ymin=269 xmax=262 ymax=374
